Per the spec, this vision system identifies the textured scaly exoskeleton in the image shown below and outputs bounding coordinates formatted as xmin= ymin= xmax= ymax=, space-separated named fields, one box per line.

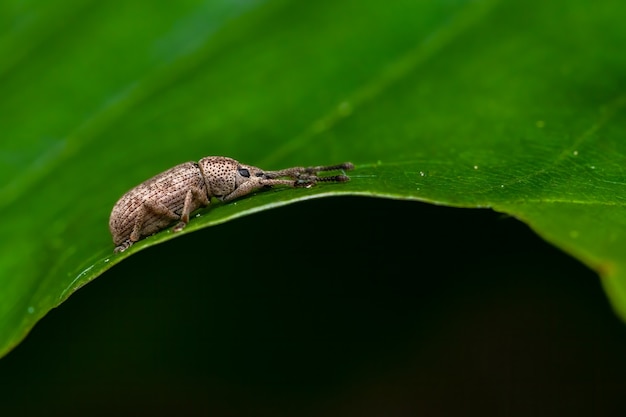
xmin=109 ymin=156 xmax=354 ymax=253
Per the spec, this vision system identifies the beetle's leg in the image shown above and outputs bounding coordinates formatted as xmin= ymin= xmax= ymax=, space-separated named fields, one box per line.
xmin=221 ymin=176 xmax=342 ymax=202
xmin=114 ymin=240 xmax=133 ymax=254
xmin=173 ymin=186 xmax=209 ymax=232
xmin=220 ymin=179 xmax=292 ymax=202
xmin=130 ymin=200 xmax=179 ymax=243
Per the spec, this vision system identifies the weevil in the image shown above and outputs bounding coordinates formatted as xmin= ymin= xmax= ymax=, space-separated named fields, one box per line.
xmin=109 ymin=156 xmax=354 ymax=253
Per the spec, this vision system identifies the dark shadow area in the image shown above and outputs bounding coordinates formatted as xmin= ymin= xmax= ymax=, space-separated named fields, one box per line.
xmin=1 ymin=197 xmax=625 ymax=416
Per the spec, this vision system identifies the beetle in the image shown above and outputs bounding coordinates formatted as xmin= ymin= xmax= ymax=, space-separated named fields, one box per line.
xmin=109 ymin=156 xmax=354 ymax=253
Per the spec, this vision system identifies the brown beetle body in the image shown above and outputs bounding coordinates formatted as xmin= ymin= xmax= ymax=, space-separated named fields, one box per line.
xmin=109 ymin=156 xmax=353 ymax=253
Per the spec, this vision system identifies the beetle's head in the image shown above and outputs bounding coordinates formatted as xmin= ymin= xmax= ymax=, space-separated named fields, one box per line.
xmin=198 ymin=156 xmax=265 ymax=198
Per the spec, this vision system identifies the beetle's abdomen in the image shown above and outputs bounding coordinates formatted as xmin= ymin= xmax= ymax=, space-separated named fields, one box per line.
xmin=109 ymin=162 xmax=206 ymax=245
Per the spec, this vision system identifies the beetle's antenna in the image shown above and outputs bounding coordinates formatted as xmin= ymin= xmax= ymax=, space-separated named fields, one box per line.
xmin=305 ymin=162 xmax=354 ymax=174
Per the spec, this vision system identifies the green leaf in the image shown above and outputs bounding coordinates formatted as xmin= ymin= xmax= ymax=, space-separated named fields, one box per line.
xmin=1 ymin=0 xmax=625 ymax=358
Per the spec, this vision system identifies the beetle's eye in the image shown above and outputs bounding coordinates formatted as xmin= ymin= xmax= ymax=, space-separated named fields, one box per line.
xmin=238 ymin=168 xmax=250 ymax=178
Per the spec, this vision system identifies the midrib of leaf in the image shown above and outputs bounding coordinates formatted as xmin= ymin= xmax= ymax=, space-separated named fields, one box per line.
xmin=518 ymin=199 xmax=626 ymax=207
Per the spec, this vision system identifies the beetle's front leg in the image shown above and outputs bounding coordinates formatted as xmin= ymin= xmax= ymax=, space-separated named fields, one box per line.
xmin=220 ymin=179 xmax=296 ymax=202
xmin=262 ymin=162 xmax=354 ymax=183
xmin=173 ymin=186 xmax=210 ymax=232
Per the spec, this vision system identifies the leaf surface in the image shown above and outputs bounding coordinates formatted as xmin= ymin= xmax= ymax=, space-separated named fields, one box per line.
xmin=1 ymin=0 xmax=625 ymax=357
